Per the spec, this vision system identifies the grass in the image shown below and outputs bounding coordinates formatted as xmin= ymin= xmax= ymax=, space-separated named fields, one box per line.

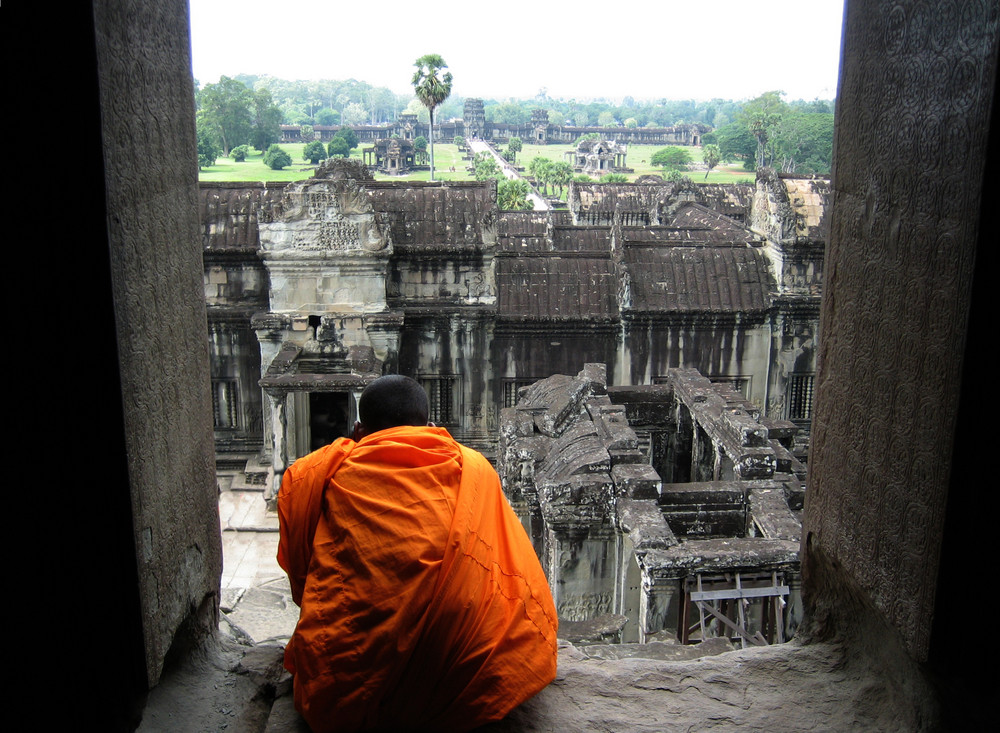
xmin=198 ymin=140 xmax=754 ymax=185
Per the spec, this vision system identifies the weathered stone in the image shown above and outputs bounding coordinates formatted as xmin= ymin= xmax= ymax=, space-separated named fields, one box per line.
xmin=577 ymin=636 xmax=734 ymax=661
xmin=617 ymin=498 xmax=678 ymax=550
xmin=611 ymin=463 xmax=661 ymax=499
xmin=748 ymin=488 xmax=801 ymax=541
xmin=558 ymin=614 xmax=630 ymax=644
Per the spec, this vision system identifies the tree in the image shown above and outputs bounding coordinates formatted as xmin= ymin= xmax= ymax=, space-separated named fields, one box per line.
xmin=303 ymin=140 xmax=327 ymax=164
xmin=507 ymin=136 xmax=522 ymax=163
xmin=251 ymin=89 xmax=283 ymax=152
xmin=411 ymin=54 xmax=453 ymax=182
xmin=473 ymin=152 xmax=502 ymax=181
xmin=198 ymin=76 xmax=253 ymax=156
xmin=712 ymin=122 xmax=757 ymax=169
xmin=300 ymin=124 xmax=315 ymax=142
xmin=315 ymin=107 xmax=340 ymax=126
xmin=498 ymin=179 xmax=531 ymax=210
xmin=334 ymin=126 xmax=358 ymax=151
xmin=597 ymin=111 xmax=617 ymax=127
xmin=263 ymin=144 xmax=291 ymax=170
xmin=600 ymin=173 xmax=628 ymax=183
xmin=486 ymin=102 xmax=528 ymax=125
xmin=527 ymin=157 xmax=552 ymax=194
xmin=403 ymin=98 xmax=431 ymax=123
xmin=197 ymin=124 xmax=220 ymax=169
xmin=624 ymin=117 xmax=638 ymax=128
xmin=701 ymin=144 xmax=722 ymax=179
xmin=327 ymin=137 xmax=350 ymax=158
xmin=740 ymin=91 xmax=784 ymax=170
xmin=551 ymin=161 xmax=574 ymax=196
xmin=651 ymin=146 xmax=693 ymax=169
xmin=665 ymin=169 xmax=693 ymax=183
xmin=342 ymin=102 xmax=368 ymax=126
xmin=414 ymin=135 xmax=428 ymax=165
xmin=771 ymin=112 xmax=834 ymax=174
xmin=230 ymin=144 xmax=249 ymax=162
xmin=453 ymin=135 xmax=465 ymax=149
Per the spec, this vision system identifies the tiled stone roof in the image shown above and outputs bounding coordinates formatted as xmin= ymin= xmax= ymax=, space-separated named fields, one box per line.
xmin=498 ymin=256 xmax=618 ymax=320
xmin=625 ymin=246 xmax=773 ymax=313
xmin=364 ymin=181 xmax=495 ymax=248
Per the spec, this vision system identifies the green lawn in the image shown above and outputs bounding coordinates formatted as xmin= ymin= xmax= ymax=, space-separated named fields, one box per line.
xmin=198 ymin=140 xmax=753 ymax=185
xmin=198 ymin=142 xmax=477 ymax=183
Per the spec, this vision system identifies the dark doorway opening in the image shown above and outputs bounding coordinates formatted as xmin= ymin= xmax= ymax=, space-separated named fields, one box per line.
xmin=310 ymin=392 xmax=350 ymax=451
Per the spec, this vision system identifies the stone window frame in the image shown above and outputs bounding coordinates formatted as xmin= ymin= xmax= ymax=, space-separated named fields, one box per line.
xmin=787 ymin=372 xmax=816 ymax=423
xmin=211 ymin=378 xmax=240 ymax=430
xmin=420 ymin=375 xmax=462 ymax=426
xmin=501 ymin=378 xmax=538 ymax=409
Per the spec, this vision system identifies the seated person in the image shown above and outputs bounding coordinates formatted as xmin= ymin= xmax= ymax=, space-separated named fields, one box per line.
xmin=278 ymin=375 xmax=558 ymax=732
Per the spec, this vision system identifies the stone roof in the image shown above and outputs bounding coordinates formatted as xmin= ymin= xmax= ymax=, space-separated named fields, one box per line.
xmin=553 ymin=227 xmax=611 ymax=252
xmin=570 ymin=182 xmax=755 ymax=225
xmin=498 ymin=212 xmax=550 ymax=253
xmin=364 ymin=181 xmax=496 ymax=249
xmin=497 ymin=256 xmax=618 ymax=320
xmin=199 ymin=182 xmax=286 ymax=251
xmin=624 ymin=246 xmax=773 ymax=313
xmin=666 ymin=202 xmax=757 ymax=241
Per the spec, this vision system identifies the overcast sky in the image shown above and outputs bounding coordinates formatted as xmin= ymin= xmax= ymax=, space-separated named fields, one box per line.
xmin=189 ymin=0 xmax=845 ymax=102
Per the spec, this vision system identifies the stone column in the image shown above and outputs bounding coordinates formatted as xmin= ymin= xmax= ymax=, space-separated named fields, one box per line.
xmin=801 ymin=0 xmax=998 ymax=663
xmin=638 ymin=573 xmax=676 ymax=643
xmin=266 ymin=390 xmax=288 ymax=504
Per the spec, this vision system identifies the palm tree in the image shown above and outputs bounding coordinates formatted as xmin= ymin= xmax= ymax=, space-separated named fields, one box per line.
xmin=411 ymin=54 xmax=453 ymax=181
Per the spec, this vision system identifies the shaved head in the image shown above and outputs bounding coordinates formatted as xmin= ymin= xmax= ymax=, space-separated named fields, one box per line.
xmin=357 ymin=375 xmax=430 ymax=436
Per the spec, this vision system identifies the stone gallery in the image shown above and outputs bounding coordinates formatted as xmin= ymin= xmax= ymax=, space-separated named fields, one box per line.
xmin=282 ymin=97 xmax=709 ymax=147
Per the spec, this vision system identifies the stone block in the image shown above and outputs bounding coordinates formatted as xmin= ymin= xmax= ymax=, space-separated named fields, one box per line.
xmin=617 ymin=497 xmax=678 ymax=550
xmin=611 ymin=464 xmax=661 ymax=499
xmin=539 ymin=476 xmax=613 ymax=508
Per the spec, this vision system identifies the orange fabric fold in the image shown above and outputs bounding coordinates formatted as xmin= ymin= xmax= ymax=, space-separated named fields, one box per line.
xmin=277 ymin=426 xmax=558 ymax=732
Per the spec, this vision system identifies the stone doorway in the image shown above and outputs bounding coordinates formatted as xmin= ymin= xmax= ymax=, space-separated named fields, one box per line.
xmin=309 ymin=392 xmax=352 ymax=452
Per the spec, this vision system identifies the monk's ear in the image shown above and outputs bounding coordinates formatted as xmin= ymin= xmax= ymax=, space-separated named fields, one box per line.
xmin=427 ymin=421 xmax=436 ymax=428
xmin=353 ymin=421 xmax=367 ymax=441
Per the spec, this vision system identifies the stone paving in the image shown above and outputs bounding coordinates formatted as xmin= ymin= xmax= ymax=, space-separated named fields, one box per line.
xmin=218 ymin=472 xmax=297 ymax=647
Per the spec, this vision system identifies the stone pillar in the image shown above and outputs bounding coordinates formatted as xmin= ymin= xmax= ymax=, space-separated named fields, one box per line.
xmin=88 ymin=0 xmax=223 ymax=700
xmin=801 ymin=0 xmax=998 ymax=663
xmin=638 ymin=573 xmax=676 ymax=643
xmin=266 ymin=390 xmax=288 ymax=504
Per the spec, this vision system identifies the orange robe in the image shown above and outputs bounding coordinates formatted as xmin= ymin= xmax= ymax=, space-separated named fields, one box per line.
xmin=277 ymin=426 xmax=558 ymax=732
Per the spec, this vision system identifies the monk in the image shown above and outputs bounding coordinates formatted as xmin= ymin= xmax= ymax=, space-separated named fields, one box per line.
xmin=278 ymin=375 xmax=558 ymax=732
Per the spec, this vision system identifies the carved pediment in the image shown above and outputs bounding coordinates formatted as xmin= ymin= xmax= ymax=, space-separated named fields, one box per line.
xmin=259 ymin=176 xmax=391 ymax=256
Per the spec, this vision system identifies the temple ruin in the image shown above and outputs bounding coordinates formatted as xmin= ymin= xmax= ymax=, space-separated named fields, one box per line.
xmin=202 ymin=163 xmax=828 ymax=507
xmin=361 ymin=136 xmax=416 ymax=174
xmin=498 ymin=364 xmax=803 ymax=646
xmin=566 ymin=138 xmax=631 ymax=177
